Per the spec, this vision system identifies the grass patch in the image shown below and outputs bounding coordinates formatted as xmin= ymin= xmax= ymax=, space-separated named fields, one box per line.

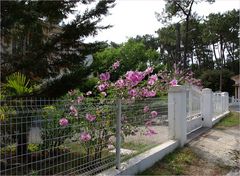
xmin=138 ymin=147 xmax=229 ymax=175
xmin=138 ymin=147 xmax=197 ymax=175
xmin=121 ymin=142 xmax=161 ymax=163
xmin=215 ymin=112 xmax=240 ymax=128
xmin=121 ymin=142 xmax=149 ymax=151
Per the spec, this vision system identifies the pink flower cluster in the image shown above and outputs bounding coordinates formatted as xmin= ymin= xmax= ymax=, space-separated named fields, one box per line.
xmin=59 ymin=118 xmax=69 ymax=127
xmin=144 ymin=67 xmax=154 ymax=75
xmin=148 ymin=74 xmax=158 ymax=86
xmin=159 ymin=63 xmax=202 ymax=88
xmin=98 ymin=82 xmax=109 ymax=92
xmin=141 ymin=88 xmax=156 ymax=97
xmin=86 ymin=113 xmax=96 ymax=122
xmin=144 ymin=128 xmax=157 ymax=136
xmin=70 ymin=105 xmax=78 ymax=117
xmin=151 ymin=111 xmax=158 ymax=118
xmin=100 ymin=72 xmax=110 ymax=81
xmin=144 ymin=110 xmax=158 ymax=136
xmin=98 ymin=71 xmax=112 ymax=93
xmin=125 ymin=71 xmax=145 ymax=87
xmin=77 ymin=95 xmax=84 ymax=104
xmin=80 ymin=132 xmax=91 ymax=142
xmin=128 ymin=89 xmax=137 ymax=97
xmin=115 ymin=79 xmax=125 ymax=88
xmin=112 ymin=60 xmax=120 ymax=70
xmin=143 ymin=106 xmax=149 ymax=113
xmin=97 ymin=66 xmax=159 ymax=100
xmin=170 ymin=78 xmax=178 ymax=87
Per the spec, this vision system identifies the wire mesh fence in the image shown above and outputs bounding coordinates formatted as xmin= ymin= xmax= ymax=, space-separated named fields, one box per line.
xmin=0 ymin=98 xmax=117 ymax=175
xmin=0 ymin=97 xmax=169 ymax=175
xmin=120 ymin=98 xmax=169 ymax=162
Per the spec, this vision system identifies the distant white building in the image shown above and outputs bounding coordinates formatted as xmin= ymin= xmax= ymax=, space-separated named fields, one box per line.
xmin=231 ymin=74 xmax=240 ymax=99
xmin=84 ymin=54 xmax=93 ymax=67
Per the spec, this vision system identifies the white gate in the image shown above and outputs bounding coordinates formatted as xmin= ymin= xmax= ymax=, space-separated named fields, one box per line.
xmin=186 ymin=85 xmax=203 ymax=134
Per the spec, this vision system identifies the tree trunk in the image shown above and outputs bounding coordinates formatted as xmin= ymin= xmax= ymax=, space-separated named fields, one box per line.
xmin=219 ymin=35 xmax=223 ymax=91
xmin=212 ymin=43 xmax=218 ymax=68
xmin=225 ymin=42 xmax=235 ymax=62
xmin=183 ymin=15 xmax=189 ymax=69
xmin=191 ymin=50 xmax=194 ymax=67
xmin=176 ymin=23 xmax=181 ymax=64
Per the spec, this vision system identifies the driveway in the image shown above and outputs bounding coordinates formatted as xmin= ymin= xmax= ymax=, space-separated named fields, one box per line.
xmin=188 ymin=110 xmax=240 ymax=176
xmin=189 ymin=126 xmax=239 ymax=167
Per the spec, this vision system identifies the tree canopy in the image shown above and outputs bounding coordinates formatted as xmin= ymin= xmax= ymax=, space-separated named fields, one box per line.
xmin=1 ymin=0 xmax=115 ymax=82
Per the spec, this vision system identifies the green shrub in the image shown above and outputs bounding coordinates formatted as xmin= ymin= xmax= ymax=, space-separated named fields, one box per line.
xmin=0 ymin=144 xmax=16 ymax=155
xmin=4 ymin=72 xmax=33 ymax=96
xmin=28 ymin=144 xmax=40 ymax=152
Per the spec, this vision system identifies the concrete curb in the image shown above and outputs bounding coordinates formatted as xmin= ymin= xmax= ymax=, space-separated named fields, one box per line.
xmin=97 ymin=140 xmax=178 ymax=176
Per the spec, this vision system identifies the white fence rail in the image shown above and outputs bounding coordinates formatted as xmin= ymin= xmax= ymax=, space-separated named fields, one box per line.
xmin=168 ymin=85 xmax=229 ymax=146
xmin=212 ymin=92 xmax=229 ymax=121
xmin=186 ymin=86 xmax=203 ymax=134
xmin=229 ymin=96 xmax=240 ymax=106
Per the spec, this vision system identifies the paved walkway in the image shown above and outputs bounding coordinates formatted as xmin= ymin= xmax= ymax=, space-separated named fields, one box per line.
xmin=189 ymin=124 xmax=239 ymax=175
xmin=230 ymin=104 xmax=240 ymax=112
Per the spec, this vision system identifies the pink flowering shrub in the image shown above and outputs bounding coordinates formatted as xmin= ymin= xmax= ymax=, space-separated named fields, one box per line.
xmin=45 ymin=59 xmax=202 ymax=158
xmin=158 ymin=63 xmax=202 ymax=89
xmin=41 ymin=105 xmax=73 ymax=150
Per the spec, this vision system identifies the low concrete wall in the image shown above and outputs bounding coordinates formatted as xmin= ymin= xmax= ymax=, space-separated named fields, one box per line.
xmin=212 ymin=111 xmax=230 ymax=126
xmin=97 ymin=140 xmax=178 ymax=176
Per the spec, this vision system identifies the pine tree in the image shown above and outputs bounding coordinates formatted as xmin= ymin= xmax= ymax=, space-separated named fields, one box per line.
xmin=1 ymin=0 xmax=115 ymax=81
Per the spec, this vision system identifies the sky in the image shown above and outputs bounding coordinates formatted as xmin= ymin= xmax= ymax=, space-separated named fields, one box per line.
xmin=73 ymin=0 xmax=239 ymax=44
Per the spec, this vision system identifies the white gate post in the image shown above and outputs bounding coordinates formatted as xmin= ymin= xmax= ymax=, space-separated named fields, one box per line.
xmin=202 ymin=88 xmax=213 ymax=128
xmin=168 ymin=85 xmax=187 ymax=147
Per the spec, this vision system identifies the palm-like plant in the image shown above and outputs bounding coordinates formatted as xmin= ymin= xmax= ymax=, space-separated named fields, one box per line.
xmin=2 ymin=72 xmax=34 ymax=157
xmin=4 ymin=72 xmax=33 ymax=96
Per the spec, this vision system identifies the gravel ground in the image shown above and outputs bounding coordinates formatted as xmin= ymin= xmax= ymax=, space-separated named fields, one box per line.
xmin=124 ymin=125 xmax=169 ymax=145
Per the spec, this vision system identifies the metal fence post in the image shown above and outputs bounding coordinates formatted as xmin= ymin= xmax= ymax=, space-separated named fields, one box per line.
xmin=116 ymin=99 xmax=121 ymax=169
